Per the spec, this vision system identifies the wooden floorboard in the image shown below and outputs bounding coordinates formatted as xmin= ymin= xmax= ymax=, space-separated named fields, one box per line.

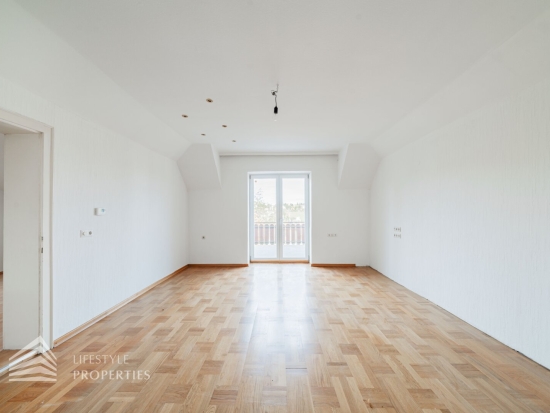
xmin=1 ymin=264 xmax=549 ymax=412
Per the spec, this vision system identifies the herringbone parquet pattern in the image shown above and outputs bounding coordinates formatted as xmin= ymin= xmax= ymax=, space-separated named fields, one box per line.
xmin=1 ymin=265 xmax=549 ymax=412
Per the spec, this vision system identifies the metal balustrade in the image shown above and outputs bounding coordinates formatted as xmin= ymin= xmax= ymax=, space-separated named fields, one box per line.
xmin=254 ymin=222 xmax=306 ymax=245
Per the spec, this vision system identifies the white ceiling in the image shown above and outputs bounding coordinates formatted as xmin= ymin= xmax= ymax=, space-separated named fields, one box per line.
xmin=14 ymin=0 xmax=550 ymax=155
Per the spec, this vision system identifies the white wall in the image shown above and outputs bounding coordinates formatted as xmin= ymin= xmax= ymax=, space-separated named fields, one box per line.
xmin=0 ymin=133 xmax=4 ymax=189
xmin=0 ymin=133 xmax=3 ymax=272
xmin=177 ymin=144 xmax=222 ymax=190
xmin=0 ymin=76 xmax=189 ymax=342
xmin=0 ymin=1 xmax=190 ymax=343
xmin=189 ymin=156 xmax=369 ymax=265
xmin=370 ymin=78 xmax=550 ymax=369
xmin=338 ymin=143 xmax=380 ymax=189
xmin=0 ymin=189 xmax=3 ymax=272
xmin=3 ymin=134 xmax=41 ymax=348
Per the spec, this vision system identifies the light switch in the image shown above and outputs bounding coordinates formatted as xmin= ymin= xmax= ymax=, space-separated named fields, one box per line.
xmin=94 ymin=208 xmax=106 ymax=216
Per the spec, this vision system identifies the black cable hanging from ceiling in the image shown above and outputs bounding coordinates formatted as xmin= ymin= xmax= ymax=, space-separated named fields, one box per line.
xmin=271 ymin=84 xmax=279 ymax=116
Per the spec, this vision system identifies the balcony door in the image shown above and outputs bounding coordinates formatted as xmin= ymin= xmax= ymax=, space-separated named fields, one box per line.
xmin=250 ymin=173 xmax=309 ymax=262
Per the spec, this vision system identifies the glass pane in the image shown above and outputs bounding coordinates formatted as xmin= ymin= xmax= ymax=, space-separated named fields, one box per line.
xmin=282 ymin=178 xmax=307 ymax=258
xmin=253 ymin=178 xmax=277 ymax=259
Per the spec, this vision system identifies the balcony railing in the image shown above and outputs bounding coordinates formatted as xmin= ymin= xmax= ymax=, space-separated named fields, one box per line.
xmin=254 ymin=222 xmax=306 ymax=245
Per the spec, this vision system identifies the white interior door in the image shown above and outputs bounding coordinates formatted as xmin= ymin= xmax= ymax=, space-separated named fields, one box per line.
xmin=250 ymin=173 xmax=309 ymax=261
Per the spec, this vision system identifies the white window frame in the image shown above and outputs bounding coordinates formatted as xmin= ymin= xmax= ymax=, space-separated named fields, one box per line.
xmin=249 ymin=172 xmax=310 ymax=262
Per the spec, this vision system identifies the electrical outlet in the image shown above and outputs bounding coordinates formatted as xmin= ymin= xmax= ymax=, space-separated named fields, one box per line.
xmin=80 ymin=230 xmax=93 ymax=237
xmin=328 ymin=233 xmax=337 ymax=237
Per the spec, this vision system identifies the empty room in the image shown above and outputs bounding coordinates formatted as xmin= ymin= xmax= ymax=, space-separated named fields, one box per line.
xmin=0 ymin=0 xmax=549 ymax=412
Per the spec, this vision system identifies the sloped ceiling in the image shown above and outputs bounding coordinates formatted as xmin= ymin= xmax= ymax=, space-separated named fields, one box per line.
xmin=177 ymin=144 xmax=222 ymax=190
xmin=371 ymin=9 xmax=550 ymax=157
xmin=11 ymin=0 xmax=550 ymax=157
xmin=338 ymin=143 xmax=380 ymax=189
xmin=0 ymin=0 xmax=191 ymax=159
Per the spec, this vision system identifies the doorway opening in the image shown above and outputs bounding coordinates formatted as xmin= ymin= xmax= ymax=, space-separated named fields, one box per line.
xmin=0 ymin=108 xmax=53 ymax=364
xmin=249 ymin=173 xmax=310 ymax=262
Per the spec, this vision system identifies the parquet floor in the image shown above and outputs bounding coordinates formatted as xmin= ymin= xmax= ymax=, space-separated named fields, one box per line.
xmin=1 ymin=265 xmax=550 ymax=412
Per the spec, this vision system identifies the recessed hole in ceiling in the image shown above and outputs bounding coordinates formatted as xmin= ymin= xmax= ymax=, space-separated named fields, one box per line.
xmin=232 ymin=140 xmax=236 ymax=143
xmin=181 ymin=114 xmax=188 ymax=118
xmin=206 ymin=98 xmax=213 ymax=103
xmin=222 ymin=125 xmax=227 ymax=128
xmin=201 ymin=133 xmax=206 ymax=136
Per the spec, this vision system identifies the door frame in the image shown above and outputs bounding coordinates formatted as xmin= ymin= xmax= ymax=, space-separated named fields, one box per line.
xmin=249 ymin=172 xmax=310 ymax=263
xmin=0 ymin=107 xmax=53 ymax=350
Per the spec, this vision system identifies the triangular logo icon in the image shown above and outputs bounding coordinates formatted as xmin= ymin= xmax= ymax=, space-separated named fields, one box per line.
xmin=9 ymin=336 xmax=57 ymax=382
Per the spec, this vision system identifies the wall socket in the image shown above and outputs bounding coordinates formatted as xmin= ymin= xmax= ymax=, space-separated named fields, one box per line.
xmin=393 ymin=227 xmax=401 ymax=239
xmin=80 ymin=230 xmax=93 ymax=237
xmin=328 ymin=233 xmax=337 ymax=237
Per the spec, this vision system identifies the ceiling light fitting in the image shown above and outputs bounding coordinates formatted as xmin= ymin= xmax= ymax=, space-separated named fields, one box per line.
xmin=271 ymin=84 xmax=279 ymax=120
xmin=182 ymin=114 xmax=188 ymax=118
xmin=206 ymin=98 xmax=213 ymax=103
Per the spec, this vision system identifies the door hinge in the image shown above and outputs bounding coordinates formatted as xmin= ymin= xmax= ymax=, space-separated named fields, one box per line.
xmin=41 ymin=248 xmax=43 ymax=253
